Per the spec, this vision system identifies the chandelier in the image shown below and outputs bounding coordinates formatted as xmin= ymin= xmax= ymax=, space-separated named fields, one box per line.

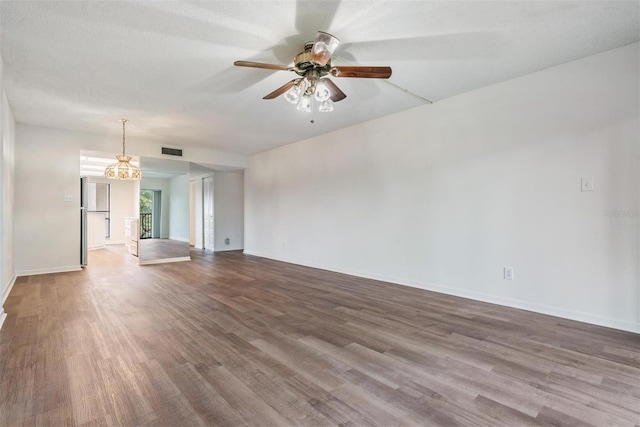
xmin=104 ymin=119 xmax=142 ymax=180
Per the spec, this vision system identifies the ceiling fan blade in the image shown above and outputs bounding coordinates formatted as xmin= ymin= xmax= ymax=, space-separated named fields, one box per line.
xmin=331 ymin=66 xmax=392 ymax=79
xmin=323 ymin=78 xmax=346 ymax=102
xmin=310 ymin=31 xmax=340 ymax=66
xmin=234 ymin=60 xmax=292 ymax=71
xmin=263 ymin=79 xmax=298 ymax=100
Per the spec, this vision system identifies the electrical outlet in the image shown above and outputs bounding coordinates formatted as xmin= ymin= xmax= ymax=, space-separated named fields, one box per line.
xmin=581 ymin=176 xmax=594 ymax=192
xmin=64 ymin=195 xmax=73 ymax=202
xmin=504 ymin=267 xmax=514 ymax=280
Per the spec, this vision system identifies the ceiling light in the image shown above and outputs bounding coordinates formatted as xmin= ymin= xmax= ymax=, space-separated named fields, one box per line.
xmin=319 ymin=99 xmax=334 ymax=113
xmin=297 ymin=93 xmax=312 ymax=112
xmin=310 ymin=31 xmax=340 ymax=67
xmin=284 ymin=79 xmax=306 ymax=104
xmin=314 ymin=80 xmax=331 ymax=102
xmin=104 ymin=119 xmax=142 ymax=180
xmin=288 ymin=77 xmax=335 ymax=114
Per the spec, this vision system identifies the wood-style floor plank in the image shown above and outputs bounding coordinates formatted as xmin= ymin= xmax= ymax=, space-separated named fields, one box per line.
xmin=1 ymin=245 xmax=639 ymax=426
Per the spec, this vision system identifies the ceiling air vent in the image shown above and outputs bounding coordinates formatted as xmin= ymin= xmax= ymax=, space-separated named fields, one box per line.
xmin=162 ymin=147 xmax=183 ymax=157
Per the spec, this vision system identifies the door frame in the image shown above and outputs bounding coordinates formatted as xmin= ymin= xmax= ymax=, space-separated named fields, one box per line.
xmin=202 ymin=176 xmax=214 ymax=251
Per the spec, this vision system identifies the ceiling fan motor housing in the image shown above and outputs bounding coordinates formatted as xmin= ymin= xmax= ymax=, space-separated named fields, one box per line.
xmin=293 ymin=42 xmax=332 ymax=77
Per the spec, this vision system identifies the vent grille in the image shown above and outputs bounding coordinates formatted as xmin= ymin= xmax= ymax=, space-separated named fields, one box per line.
xmin=162 ymin=147 xmax=183 ymax=157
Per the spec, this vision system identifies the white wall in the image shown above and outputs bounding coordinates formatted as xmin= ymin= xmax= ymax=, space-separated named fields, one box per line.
xmin=214 ymin=171 xmax=244 ymax=251
xmin=169 ymin=174 xmax=190 ymax=242
xmin=245 ymin=43 xmax=640 ymax=332
xmin=1 ymin=91 xmax=16 ymax=323
xmin=87 ymin=177 xmax=136 ymax=245
xmin=1 ymin=12 xmax=18 ymax=325
xmin=15 ymin=126 xmax=82 ymax=275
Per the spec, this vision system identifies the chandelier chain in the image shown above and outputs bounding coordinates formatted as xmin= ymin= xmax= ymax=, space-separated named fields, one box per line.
xmin=120 ymin=118 xmax=128 ymax=156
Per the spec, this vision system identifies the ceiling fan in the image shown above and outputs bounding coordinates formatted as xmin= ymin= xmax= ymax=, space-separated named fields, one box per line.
xmin=234 ymin=31 xmax=392 ymax=113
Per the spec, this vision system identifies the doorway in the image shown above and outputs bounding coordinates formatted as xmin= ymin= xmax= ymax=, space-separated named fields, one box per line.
xmin=189 ymin=180 xmax=196 ymax=246
xmin=203 ymin=176 xmax=214 ymax=250
xmin=140 ymin=189 xmax=161 ymax=239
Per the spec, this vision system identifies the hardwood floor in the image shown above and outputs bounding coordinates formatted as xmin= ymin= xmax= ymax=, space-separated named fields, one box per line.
xmin=1 ymin=246 xmax=639 ymax=426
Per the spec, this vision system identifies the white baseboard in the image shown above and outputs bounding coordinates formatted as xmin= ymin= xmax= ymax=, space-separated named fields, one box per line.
xmin=17 ymin=265 xmax=82 ymax=277
xmin=215 ymin=247 xmax=244 ymax=252
xmin=138 ymin=256 xmax=191 ymax=266
xmin=242 ymin=250 xmax=640 ymax=334
xmin=3 ymin=275 xmax=16 ymax=304
xmin=0 ymin=310 xmax=6 ymax=331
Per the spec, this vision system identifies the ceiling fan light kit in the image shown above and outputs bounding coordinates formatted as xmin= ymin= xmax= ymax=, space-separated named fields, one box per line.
xmin=234 ymin=31 xmax=392 ymax=114
xmin=284 ymin=78 xmax=305 ymax=104
xmin=319 ymin=99 xmax=334 ymax=113
xmin=284 ymin=75 xmax=335 ymax=112
xmin=314 ymin=80 xmax=331 ymax=102
xmin=297 ymin=93 xmax=312 ymax=112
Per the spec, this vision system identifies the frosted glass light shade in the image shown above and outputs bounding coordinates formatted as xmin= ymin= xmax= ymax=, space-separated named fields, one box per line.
xmin=314 ymin=80 xmax=331 ymax=102
xmin=284 ymin=80 xmax=304 ymax=104
xmin=310 ymin=32 xmax=340 ymax=66
xmin=297 ymin=94 xmax=312 ymax=112
xmin=284 ymin=86 xmax=300 ymax=104
xmin=319 ymin=99 xmax=334 ymax=113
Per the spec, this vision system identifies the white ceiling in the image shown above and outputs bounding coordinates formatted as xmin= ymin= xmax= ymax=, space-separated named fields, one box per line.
xmin=2 ymin=1 xmax=639 ymax=156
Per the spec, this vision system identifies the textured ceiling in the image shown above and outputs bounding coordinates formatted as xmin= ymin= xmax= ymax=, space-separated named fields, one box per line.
xmin=2 ymin=1 xmax=639 ymax=156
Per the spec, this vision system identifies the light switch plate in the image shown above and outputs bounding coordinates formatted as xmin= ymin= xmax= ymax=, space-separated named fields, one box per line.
xmin=504 ymin=267 xmax=514 ymax=280
xmin=581 ymin=176 xmax=593 ymax=192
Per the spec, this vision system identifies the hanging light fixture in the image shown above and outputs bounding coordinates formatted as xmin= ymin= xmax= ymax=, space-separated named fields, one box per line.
xmin=309 ymin=32 xmax=340 ymax=67
xmin=284 ymin=79 xmax=306 ymax=104
xmin=286 ymin=77 xmax=334 ymax=114
xmin=315 ymin=80 xmax=334 ymax=112
xmin=104 ymin=119 xmax=142 ymax=180
xmin=297 ymin=93 xmax=312 ymax=112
